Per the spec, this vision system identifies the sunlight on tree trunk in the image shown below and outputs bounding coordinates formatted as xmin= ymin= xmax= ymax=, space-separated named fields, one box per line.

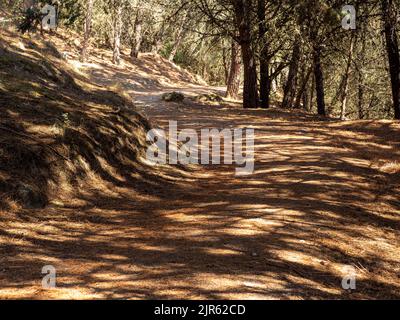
xmin=226 ymin=40 xmax=242 ymax=100
xmin=340 ymin=33 xmax=356 ymax=120
xmin=80 ymin=0 xmax=94 ymax=63
xmin=112 ymin=2 xmax=123 ymax=65
xmin=130 ymin=6 xmax=143 ymax=59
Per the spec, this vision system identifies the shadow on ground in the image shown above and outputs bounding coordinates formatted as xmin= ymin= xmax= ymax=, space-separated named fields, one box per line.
xmin=0 ymin=28 xmax=399 ymax=300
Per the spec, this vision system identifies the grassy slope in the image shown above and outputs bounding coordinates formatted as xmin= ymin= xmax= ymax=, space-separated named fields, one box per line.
xmin=0 ymin=28 xmax=153 ymax=210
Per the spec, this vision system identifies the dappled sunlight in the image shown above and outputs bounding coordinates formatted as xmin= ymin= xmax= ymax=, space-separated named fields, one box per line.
xmin=0 ymin=25 xmax=399 ymax=300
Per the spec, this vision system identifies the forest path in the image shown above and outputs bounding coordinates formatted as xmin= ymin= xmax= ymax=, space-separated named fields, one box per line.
xmin=2 ymin=55 xmax=399 ymax=300
xmin=95 ymin=63 xmax=400 ymax=299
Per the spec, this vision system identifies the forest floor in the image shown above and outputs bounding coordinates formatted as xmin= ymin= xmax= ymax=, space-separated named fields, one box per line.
xmin=1 ymin=30 xmax=400 ymax=299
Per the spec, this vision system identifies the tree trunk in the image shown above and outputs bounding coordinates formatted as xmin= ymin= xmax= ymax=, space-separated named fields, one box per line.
xmin=282 ymin=37 xmax=301 ymax=109
xmin=80 ymin=0 xmax=94 ymax=62
xmin=302 ymin=84 xmax=309 ymax=111
xmin=294 ymin=67 xmax=312 ymax=109
xmin=226 ymin=40 xmax=242 ymax=100
xmin=152 ymin=23 xmax=165 ymax=54
xmin=222 ymin=46 xmax=230 ymax=85
xmin=112 ymin=3 xmax=123 ymax=65
xmin=357 ymin=68 xmax=365 ymax=119
xmin=240 ymin=41 xmax=258 ymax=108
xmin=340 ymin=33 xmax=356 ymax=120
xmin=313 ymin=45 xmax=326 ymax=116
xmin=234 ymin=0 xmax=258 ymax=108
xmin=169 ymin=12 xmax=187 ymax=61
xmin=382 ymin=0 xmax=400 ymax=119
xmin=258 ymin=0 xmax=270 ymax=108
xmin=130 ymin=9 xmax=143 ymax=58
xmin=309 ymin=73 xmax=315 ymax=112
xmin=357 ymin=31 xmax=366 ymax=120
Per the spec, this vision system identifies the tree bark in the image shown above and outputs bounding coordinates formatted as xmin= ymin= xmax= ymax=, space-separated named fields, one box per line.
xmin=282 ymin=37 xmax=301 ymax=109
xmin=240 ymin=41 xmax=258 ymax=108
xmin=382 ymin=0 xmax=400 ymax=119
xmin=340 ymin=33 xmax=356 ymax=120
xmin=233 ymin=0 xmax=258 ymax=108
xmin=357 ymin=30 xmax=366 ymax=119
xmin=309 ymin=73 xmax=315 ymax=112
xmin=294 ymin=67 xmax=312 ymax=109
xmin=226 ymin=40 xmax=242 ymax=100
xmin=302 ymin=84 xmax=309 ymax=111
xmin=112 ymin=2 xmax=123 ymax=65
xmin=313 ymin=45 xmax=326 ymax=116
xmin=130 ymin=8 xmax=143 ymax=58
xmin=222 ymin=46 xmax=230 ymax=85
xmin=258 ymin=0 xmax=270 ymax=108
xmin=80 ymin=0 xmax=94 ymax=62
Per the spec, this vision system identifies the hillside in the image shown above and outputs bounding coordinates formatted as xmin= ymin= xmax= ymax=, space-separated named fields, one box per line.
xmin=0 ymin=27 xmax=193 ymax=211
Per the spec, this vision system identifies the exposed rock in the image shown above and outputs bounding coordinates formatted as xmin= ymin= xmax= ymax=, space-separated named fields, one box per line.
xmin=194 ymin=93 xmax=223 ymax=103
xmin=162 ymin=92 xmax=185 ymax=102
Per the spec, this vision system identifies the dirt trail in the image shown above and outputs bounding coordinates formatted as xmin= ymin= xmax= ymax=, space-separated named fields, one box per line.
xmin=1 ymin=53 xmax=399 ymax=300
xmin=131 ymin=81 xmax=400 ymax=300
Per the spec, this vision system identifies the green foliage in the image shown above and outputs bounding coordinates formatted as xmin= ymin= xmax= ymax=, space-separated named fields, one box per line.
xmin=5 ymin=0 xmax=400 ymax=119
xmin=17 ymin=5 xmax=44 ymax=33
xmin=58 ymin=0 xmax=83 ymax=27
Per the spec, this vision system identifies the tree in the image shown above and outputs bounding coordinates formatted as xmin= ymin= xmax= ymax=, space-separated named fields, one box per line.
xmin=233 ymin=0 xmax=258 ymax=108
xmin=80 ymin=0 xmax=94 ymax=62
xmin=257 ymin=0 xmax=269 ymax=108
xmin=382 ymin=0 xmax=400 ymax=119
xmin=130 ymin=4 xmax=143 ymax=58
xmin=226 ymin=40 xmax=242 ymax=99
xmin=339 ymin=31 xmax=356 ymax=120
xmin=282 ymin=36 xmax=301 ymax=109
xmin=168 ymin=10 xmax=188 ymax=61
xmin=294 ymin=0 xmax=342 ymax=117
xmin=13 ymin=0 xmax=398 ymax=119
xmin=312 ymin=43 xmax=326 ymax=116
xmin=111 ymin=0 xmax=124 ymax=65
xmin=192 ymin=0 xmax=259 ymax=108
